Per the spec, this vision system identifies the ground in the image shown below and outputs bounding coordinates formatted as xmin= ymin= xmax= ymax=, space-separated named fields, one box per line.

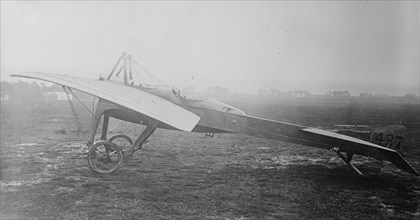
xmin=1 ymin=101 xmax=419 ymax=219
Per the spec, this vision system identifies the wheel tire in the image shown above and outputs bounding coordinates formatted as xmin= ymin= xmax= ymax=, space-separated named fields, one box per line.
xmin=108 ymin=134 xmax=133 ymax=152
xmin=87 ymin=140 xmax=122 ymax=174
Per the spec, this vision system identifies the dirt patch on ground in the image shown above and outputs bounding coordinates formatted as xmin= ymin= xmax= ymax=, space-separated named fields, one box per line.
xmin=1 ymin=102 xmax=419 ymax=219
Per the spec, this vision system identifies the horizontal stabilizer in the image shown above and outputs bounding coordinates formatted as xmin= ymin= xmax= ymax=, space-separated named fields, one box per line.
xmin=380 ymin=150 xmax=420 ymax=176
xmin=302 ymin=128 xmax=419 ymax=176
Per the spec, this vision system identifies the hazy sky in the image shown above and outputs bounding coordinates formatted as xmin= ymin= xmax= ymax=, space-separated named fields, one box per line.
xmin=1 ymin=1 xmax=419 ymax=95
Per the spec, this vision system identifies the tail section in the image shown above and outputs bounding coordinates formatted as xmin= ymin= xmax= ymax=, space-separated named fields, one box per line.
xmin=370 ymin=125 xmax=406 ymax=150
xmin=335 ymin=125 xmax=406 ymax=151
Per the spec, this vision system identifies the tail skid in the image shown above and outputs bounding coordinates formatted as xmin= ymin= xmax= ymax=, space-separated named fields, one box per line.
xmin=331 ymin=147 xmax=364 ymax=176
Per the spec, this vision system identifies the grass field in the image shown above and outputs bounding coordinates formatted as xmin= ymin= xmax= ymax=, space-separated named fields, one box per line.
xmin=1 ymin=100 xmax=419 ymax=219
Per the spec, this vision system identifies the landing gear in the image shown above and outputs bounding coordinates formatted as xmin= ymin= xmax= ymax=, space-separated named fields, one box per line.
xmin=331 ymin=147 xmax=364 ymax=176
xmin=108 ymin=134 xmax=133 ymax=153
xmin=86 ymin=102 xmax=161 ymax=174
xmin=88 ymin=140 xmax=123 ymax=174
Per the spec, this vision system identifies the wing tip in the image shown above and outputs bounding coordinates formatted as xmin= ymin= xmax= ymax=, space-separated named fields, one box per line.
xmin=177 ymin=116 xmax=200 ymax=132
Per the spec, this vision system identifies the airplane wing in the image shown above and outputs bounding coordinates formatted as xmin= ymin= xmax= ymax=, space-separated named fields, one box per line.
xmin=11 ymin=72 xmax=200 ymax=131
xmin=301 ymin=128 xmax=419 ymax=176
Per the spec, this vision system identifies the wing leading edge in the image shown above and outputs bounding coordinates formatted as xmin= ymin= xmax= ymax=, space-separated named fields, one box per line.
xmin=11 ymin=72 xmax=200 ymax=131
xmin=302 ymin=128 xmax=419 ymax=176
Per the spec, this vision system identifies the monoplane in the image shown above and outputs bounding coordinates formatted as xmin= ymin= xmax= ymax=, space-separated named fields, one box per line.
xmin=12 ymin=52 xmax=419 ymax=176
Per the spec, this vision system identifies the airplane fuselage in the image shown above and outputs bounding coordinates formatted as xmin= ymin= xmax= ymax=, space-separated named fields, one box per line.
xmin=100 ymin=85 xmax=379 ymax=159
xmin=91 ymin=84 xmax=418 ymax=177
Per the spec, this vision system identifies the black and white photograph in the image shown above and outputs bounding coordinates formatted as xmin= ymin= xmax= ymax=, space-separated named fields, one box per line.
xmin=1 ymin=1 xmax=419 ymax=219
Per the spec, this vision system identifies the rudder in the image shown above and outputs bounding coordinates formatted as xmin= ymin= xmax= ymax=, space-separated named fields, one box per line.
xmin=370 ymin=125 xmax=406 ymax=150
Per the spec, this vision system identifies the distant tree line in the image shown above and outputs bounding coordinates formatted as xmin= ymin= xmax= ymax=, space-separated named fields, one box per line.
xmin=0 ymin=81 xmax=93 ymax=102
xmin=201 ymin=87 xmax=419 ymax=105
xmin=1 ymin=81 xmax=419 ymax=105
xmin=1 ymin=81 xmax=63 ymax=101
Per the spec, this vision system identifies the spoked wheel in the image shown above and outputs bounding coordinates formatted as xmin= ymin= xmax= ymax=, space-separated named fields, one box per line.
xmin=88 ymin=140 xmax=122 ymax=174
xmin=108 ymin=134 xmax=133 ymax=153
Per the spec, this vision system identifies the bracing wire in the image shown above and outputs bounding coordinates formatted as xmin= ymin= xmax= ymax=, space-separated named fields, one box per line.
xmin=131 ymin=58 xmax=154 ymax=78
xmin=69 ymin=88 xmax=95 ymax=116
xmin=89 ymin=96 xmax=97 ymax=135
xmin=63 ymin=87 xmax=110 ymax=143
xmin=107 ymin=120 xmax=122 ymax=134
xmin=68 ymin=88 xmax=103 ymax=129
xmin=63 ymin=87 xmax=87 ymax=141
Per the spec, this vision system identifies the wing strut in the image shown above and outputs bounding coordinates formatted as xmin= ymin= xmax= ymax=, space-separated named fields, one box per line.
xmin=107 ymin=52 xmax=126 ymax=80
xmin=331 ymin=147 xmax=364 ymax=176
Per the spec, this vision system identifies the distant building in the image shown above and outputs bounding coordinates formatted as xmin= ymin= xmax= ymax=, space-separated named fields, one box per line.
xmin=43 ymin=92 xmax=72 ymax=101
xmin=0 ymin=94 xmax=9 ymax=101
